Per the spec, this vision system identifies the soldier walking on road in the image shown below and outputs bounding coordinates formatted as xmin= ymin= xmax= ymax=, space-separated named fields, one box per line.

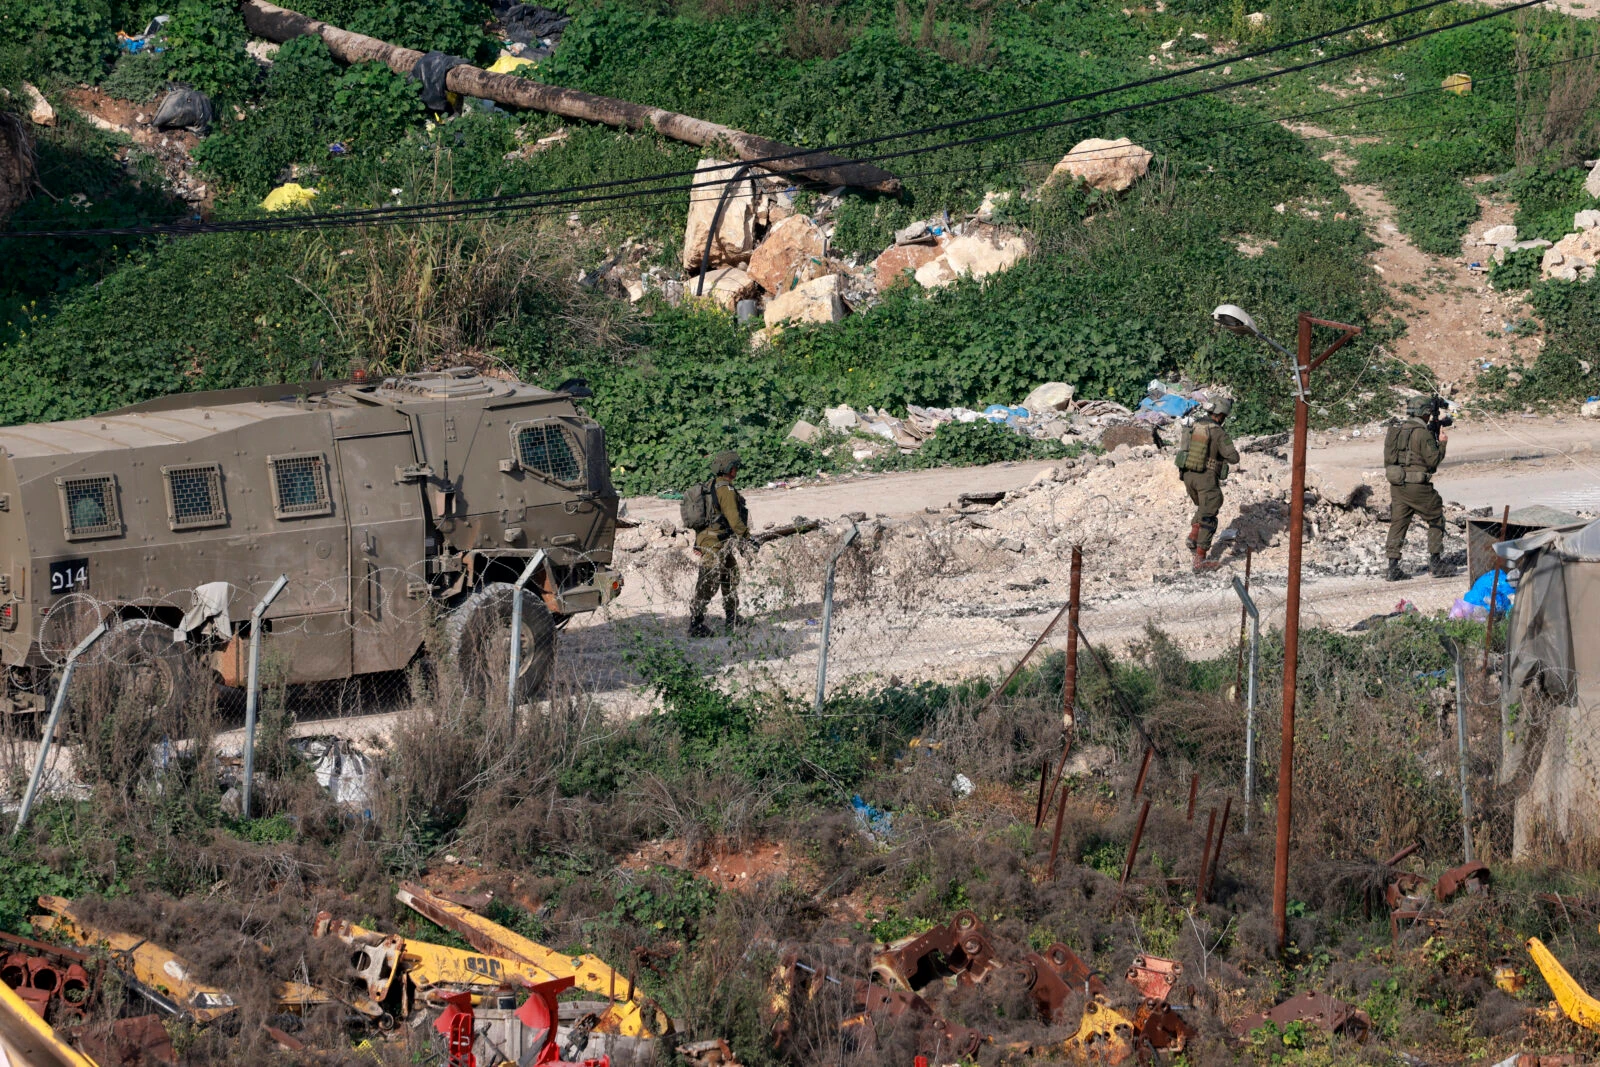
xmin=1384 ymin=396 xmax=1450 ymax=581
xmin=687 ymin=450 xmax=751 ymax=638
xmin=1176 ymin=397 xmax=1240 ymax=573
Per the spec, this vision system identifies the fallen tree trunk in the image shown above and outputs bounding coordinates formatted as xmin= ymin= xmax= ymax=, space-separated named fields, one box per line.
xmin=240 ymin=0 xmax=902 ymax=194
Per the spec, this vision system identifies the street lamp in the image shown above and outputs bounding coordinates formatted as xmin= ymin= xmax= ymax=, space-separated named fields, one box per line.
xmin=1210 ymin=304 xmax=1361 ymax=953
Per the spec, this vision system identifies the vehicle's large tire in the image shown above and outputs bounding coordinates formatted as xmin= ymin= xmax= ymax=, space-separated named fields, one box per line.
xmin=67 ymin=618 xmax=205 ymax=722
xmin=445 ymin=583 xmax=556 ymax=706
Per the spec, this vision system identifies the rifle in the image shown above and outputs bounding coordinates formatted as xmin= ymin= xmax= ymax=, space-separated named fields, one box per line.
xmin=1424 ymin=396 xmax=1454 ymax=442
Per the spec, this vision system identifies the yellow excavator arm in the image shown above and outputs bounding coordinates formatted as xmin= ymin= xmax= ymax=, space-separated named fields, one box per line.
xmin=1528 ymin=936 xmax=1600 ymax=1032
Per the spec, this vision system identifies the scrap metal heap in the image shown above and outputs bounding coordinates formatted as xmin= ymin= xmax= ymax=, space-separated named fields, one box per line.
xmin=772 ymin=909 xmax=1197 ymax=1064
xmin=5 ymin=888 xmax=675 ymax=1067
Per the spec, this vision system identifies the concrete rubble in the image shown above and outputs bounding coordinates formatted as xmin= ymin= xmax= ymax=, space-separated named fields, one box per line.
xmin=1541 ymin=227 xmax=1600 ymax=282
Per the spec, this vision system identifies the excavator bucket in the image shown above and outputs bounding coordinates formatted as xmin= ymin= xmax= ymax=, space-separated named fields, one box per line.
xmin=1528 ymin=936 xmax=1600 ymax=1033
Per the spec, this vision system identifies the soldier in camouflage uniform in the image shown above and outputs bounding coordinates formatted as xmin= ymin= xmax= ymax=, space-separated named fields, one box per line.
xmin=689 ymin=450 xmax=750 ymax=638
xmin=1178 ymin=396 xmax=1240 ymax=573
xmin=1384 ymin=396 xmax=1449 ymax=581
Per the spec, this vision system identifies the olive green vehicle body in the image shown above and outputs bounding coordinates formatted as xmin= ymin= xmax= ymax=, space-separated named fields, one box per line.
xmin=0 ymin=370 xmax=620 ymax=704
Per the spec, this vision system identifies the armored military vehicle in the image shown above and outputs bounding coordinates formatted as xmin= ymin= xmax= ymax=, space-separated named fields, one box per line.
xmin=0 ymin=368 xmax=622 ymax=715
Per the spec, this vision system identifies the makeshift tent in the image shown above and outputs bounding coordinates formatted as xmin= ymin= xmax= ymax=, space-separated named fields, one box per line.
xmin=1498 ymin=517 xmax=1600 ymax=858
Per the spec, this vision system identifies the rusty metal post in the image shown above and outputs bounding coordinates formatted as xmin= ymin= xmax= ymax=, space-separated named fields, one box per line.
xmin=1035 ymin=756 xmax=1049 ymax=827
xmin=1268 ymin=311 xmax=1360 ymax=951
xmin=1120 ymin=798 xmax=1151 ymax=886
xmin=1132 ymin=745 xmax=1153 ymax=798
xmin=814 ymin=523 xmax=860 ymax=712
xmin=1208 ymin=797 xmax=1233 ymax=899
xmin=1233 ymin=548 xmax=1252 ymax=701
xmin=1186 ymin=774 xmax=1199 ymax=822
xmin=1197 ymin=808 xmax=1217 ymax=903
xmin=1037 ymin=545 xmax=1084 ymax=827
xmin=1047 ymin=787 xmax=1070 ymax=880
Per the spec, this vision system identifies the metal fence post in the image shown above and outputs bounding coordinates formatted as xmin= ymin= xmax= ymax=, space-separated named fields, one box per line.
xmin=814 ymin=523 xmax=859 ymax=713
xmin=241 ymin=575 xmax=289 ymax=821
xmin=1232 ymin=576 xmax=1260 ymax=835
xmin=13 ymin=620 xmax=107 ymax=837
xmin=508 ymin=550 xmax=549 ymax=736
xmin=1440 ymin=634 xmax=1474 ymax=863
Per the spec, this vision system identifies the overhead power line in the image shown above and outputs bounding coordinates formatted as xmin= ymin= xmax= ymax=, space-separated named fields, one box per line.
xmin=0 ymin=0 xmax=1553 ymax=240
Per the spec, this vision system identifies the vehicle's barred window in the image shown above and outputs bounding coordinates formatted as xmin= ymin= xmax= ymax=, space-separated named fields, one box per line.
xmin=516 ymin=424 xmax=583 ymax=484
xmin=165 ymin=464 xmax=227 ymax=529
xmin=61 ymin=475 xmax=120 ymax=538
xmin=270 ymin=454 xmax=332 ymax=517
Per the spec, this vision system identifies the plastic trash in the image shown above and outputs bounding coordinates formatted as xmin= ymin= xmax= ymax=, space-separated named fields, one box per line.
xmin=152 ymin=88 xmax=213 ymax=132
xmin=1138 ymin=392 xmax=1199 ymax=418
xmin=409 ymin=50 xmax=469 ymax=113
xmin=851 ymin=794 xmax=893 ymax=841
xmin=952 ymin=774 xmax=974 ymax=797
xmin=487 ymin=53 xmax=537 ymax=74
xmin=261 ymin=182 xmax=318 ymax=212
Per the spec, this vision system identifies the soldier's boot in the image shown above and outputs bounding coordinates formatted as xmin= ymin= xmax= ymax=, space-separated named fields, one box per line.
xmin=724 ymin=610 xmax=747 ymax=634
xmin=1428 ymin=553 xmax=1452 ymax=578
xmin=1192 ymin=546 xmax=1220 ymax=573
xmin=688 ymin=607 xmax=713 ymax=639
xmin=1185 ymin=523 xmax=1200 ymax=551
xmin=1386 ymin=559 xmax=1406 ymax=582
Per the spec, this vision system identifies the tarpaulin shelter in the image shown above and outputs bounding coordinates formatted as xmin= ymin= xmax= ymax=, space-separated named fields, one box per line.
xmin=1498 ymin=517 xmax=1600 ymax=858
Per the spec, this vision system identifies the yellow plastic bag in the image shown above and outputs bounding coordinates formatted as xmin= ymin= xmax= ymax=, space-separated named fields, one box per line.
xmin=261 ymin=182 xmax=318 ymax=212
xmin=487 ymin=53 xmax=535 ymax=74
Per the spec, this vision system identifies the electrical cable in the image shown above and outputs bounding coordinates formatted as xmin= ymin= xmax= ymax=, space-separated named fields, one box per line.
xmin=0 ymin=0 xmax=1551 ymax=239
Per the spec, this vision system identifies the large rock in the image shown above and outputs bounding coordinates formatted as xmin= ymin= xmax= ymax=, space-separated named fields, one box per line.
xmin=1541 ymin=229 xmax=1600 ymax=281
xmin=680 ymin=159 xmax=756 ymax=271
xmin=1482 ymin=224 xmax=1517 ymax=246
xmin=764 ymin=273 xmax=846 ymax=328
xmin=1022 ymin=382 xmax=1075 ymax=413
xmin=685 ymin=265 xmax=760 ymax=311
xmin=1577 ymin=210 xmax=1600 ymax=231
xmin=747 ymin=215 xmax=827 ymax=294
xmin=912 ymin=231 xmax=1029 ymax=288
xmin=1587 ymin=159 xmax=1600 ymax=200
xmin=873 ymin=240 xmax=947 ymax=290
xmin=1045 ymin=137 xmax=1153 ymax=193
xmin=21 ymin=83 xmax=53 ymax=126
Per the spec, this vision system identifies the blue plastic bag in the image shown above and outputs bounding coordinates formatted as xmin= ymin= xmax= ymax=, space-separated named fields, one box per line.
xmin=1462 ymin=568 xmax=1513 ymax=612
xmin=1137 ymin=393 xmax=1199 ymax=418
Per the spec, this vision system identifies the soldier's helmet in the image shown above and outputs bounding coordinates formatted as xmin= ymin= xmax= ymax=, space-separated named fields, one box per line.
xmin=711 ymin=450 xmax=741 ymax=475
xmin=1207 ymin=396 xmax=1234 ymax=417
xmin=1406 ymin=396 xmax=1432 ymax=417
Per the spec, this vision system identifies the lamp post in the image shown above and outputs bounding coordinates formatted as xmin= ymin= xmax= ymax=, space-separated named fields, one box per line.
xmin=1211 ymin=304 xmax=1360 ymax=952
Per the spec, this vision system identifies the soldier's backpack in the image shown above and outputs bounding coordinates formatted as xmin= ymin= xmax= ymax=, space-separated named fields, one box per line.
xmin=1383 ymin=423 xmax=1428 ymax=485
xmin=680 ymin=479 xmax=719 ymax=531
xmin=1175 ymin=420 xmax=1212 ymax=473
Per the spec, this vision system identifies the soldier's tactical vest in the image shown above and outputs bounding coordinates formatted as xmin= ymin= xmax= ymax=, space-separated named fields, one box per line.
xmin=1176 ymin=421 xmax=1212 ymax=473
xmin=1384 ymin=422 xmax=1432 ymax=485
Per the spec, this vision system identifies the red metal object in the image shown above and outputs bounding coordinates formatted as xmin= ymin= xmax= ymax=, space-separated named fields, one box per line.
xmin=1120 ymin=799 xmax=1152 ymax=886
xmin=1124 ymin=956 xmax=1182 ymax=1003
xmin=75 ymin=1014 xmax=178 ymax=1067
xmin=1186 ymin=774 xmax=1199 ymax=822
xmin=0 ymin=930 xmax=100 ymax=1024
xmin=1232 ymin=990 xmax=1371 ymax=1041
xmin=434 ymin=990 xmax=477 ymax=1067
xmin=1132 ymin=745 xmax=1153 ymax=798
xmin=1208 ymin=796 xmax=1233 ymax=900
xmin=1436 ymin=861 xmax=1490 ymax=902
xmin=14 ymin=985 xmax=50 ymax=1018
xmin=1273 ymin=312 xmax=1362 ymax=951
xmin=872 ymin=910 xmax=999 ymax=990
xmin=1133 ymin=1000 xmax=1196 ymax=1052
xmin=1197 ymin=808 xmax=1217 ymax=904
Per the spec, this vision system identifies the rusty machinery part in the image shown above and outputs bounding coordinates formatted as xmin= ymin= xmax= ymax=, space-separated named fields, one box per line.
xmin=315 ymin=912 xmax=558 ymax=999
xmin=1124 ymin=955 xmax=1182 ymax=1004
xmin=870 ymin=909 xmax=1000 ymax=991
xmin=1231 ymin=991 xmax=1372 ymax=1042
xmin=1435 ymin=861 xmax=1490 ymax=902
xmin=75 ymin=1014 xmax=179 ymax=1067
xmin=854 ymin=980 xmax=984 ymax=1060
xmin=1061 ymin=1000 xmax=1137 ymax=1065
xmin=1132 ymin=1001 xmax=1195 ymax=1052
xmin=0 ymin=930 xmax=100 ymax=1026
xmin=678 ymin=1037 xmax=741 ymax=1066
